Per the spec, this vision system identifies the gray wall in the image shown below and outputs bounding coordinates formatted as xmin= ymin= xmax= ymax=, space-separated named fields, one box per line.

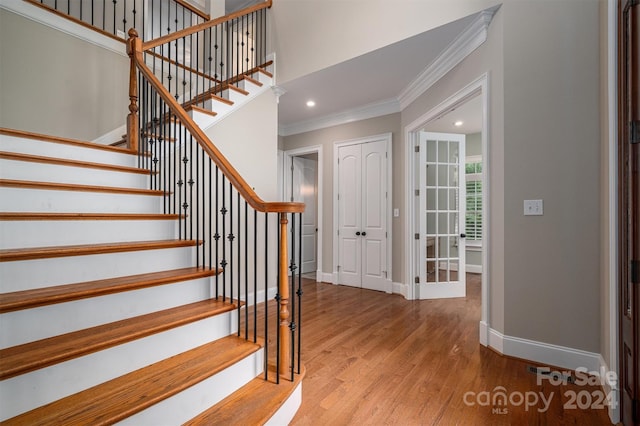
xmin=500 ymin=0 xmax=600 ymax=352
xmin=282 ymin=113 xmax=402 ymax=281
xmin=0 ymin=9 xmax=128 ymax=141
xmin=283 ymin=0 xmax=602 ymax=356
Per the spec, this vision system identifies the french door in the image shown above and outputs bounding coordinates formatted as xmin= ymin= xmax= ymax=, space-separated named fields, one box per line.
xmin=416 ymin=132 xmax=466 ymax=299
xmin=336 ymin=138 xmax=389 ymax=292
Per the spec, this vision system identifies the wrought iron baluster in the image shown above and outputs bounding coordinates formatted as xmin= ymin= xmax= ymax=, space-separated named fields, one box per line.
xmin=297 ymin=212 xmax=303 ymax=374
xmin=264 ymin=212 xmax=269 ymax=380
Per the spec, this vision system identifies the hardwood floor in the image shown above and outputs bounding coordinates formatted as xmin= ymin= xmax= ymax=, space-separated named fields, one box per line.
xmin=290 ymin=275 xmax=613 ymax=425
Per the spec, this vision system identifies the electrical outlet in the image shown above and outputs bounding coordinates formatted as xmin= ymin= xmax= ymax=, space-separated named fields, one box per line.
xmin=524 ymin=199 xmax=543 ymax=216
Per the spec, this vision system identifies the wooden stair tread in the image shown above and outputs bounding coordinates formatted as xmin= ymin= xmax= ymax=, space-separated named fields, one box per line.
xmin=0 ymin=151 xmax=149 ymax=175
xmin=241 ymin=74 xmax=263 ymax=87
xmin=185 ymin=365 xmax=305 ymax=426
xmin=2 ymin=336 xmax=260 ymax=425
xmin=256 ymin=66 xmax=273 ymax=78
xmin=0 ymin=128 xmax=136 ymax=156
xmin=186 ymin=105 xmax=219 ymax=118
xmin=0 ymin=239 xmax=200 ymax=262
xmin=0 ymin=212 xmax=181 ymax=221
xmin=0 ymin=298 xmax=237 ymax=380
xmin=0 ymin=266 xmax=219 ymax=313
xmin=0 ymin=179 xmax=163 ymax=196
xmin=141 ymin=131 xmax=177 ymax=142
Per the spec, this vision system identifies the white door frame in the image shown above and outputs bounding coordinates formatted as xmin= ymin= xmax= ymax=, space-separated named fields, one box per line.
xmin=333 ymin=133 xmax=393 ymax=291
xmin=404 ymin=73 xmax=490 ymax=346
xmin=283 ymin=145 xmax=323 ymax=283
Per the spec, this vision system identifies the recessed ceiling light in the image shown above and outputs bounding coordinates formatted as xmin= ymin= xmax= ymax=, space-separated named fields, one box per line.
xmin=306 ymin=100 xmax=316 ymax=107
xmin=454 ymin=120 xmax=464 ymax=127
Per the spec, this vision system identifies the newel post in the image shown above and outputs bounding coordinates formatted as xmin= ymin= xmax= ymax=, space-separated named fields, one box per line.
xmin=126 ymin=29 xmax=141 ymax=152
xmin=279 ymin=212 xmax=291 ymax=378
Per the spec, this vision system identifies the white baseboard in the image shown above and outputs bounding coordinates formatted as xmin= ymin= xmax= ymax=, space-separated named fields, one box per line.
xmin=488 ymin=327 xmax=600 ymax=372
xmin=599 ymin=355 xmax=620 ymax=424
xmin=392 ymin=282 xmax=409 ymax=299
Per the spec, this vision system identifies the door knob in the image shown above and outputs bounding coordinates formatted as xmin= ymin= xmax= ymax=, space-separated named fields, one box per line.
xmin=355 ymin=231 xmax=361 ymax=236
xmin=361 ymin=232 xmax=367 ymax=236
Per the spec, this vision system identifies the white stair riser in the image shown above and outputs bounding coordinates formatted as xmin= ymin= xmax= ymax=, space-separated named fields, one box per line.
xmin=0 ymin=313 xmax=238 ymax=422
xmin=0 ymin=187 xmax=163 ymax=213
xmin=0 ymin=159 xmax=149 ymax=189
xmin=223 ymin=88 xmax=247 ymax=104
xmin=203 ymin=98 xmax=234 ymax=116
xmin=0 ymin=245 xmax=198 ymax=292
xmin=265 ymin=381 xmax=303 ymax=426
xmin=0 ymin=219 xmax=179 ymax=249
xmin=1 ymin=276 xmax=215 ymax=348
xmin=0 ymin=135 xmax=137 ymax=168
xmin=237 ymin=78 xmax=262 ymax=93
xmin=190 ymin=109 xmax=218 ymax=129
xmin=118 ymin=350 xmax=263 ymax=426
xmin=255 ymin=72 xmax=273 ymax=86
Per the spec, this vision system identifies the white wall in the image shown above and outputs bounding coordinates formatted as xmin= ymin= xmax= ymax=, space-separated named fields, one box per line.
xmin=0 ymin=9 xmax=129 ymax=141
xmin=270 ymin=0 xmax=501 ymax=84
xmin=205 ymin=89 xmax=280 ymax=201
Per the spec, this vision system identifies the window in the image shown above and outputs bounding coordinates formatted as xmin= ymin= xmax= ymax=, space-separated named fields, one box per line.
xmin=465 ymin=156 xmax=482 ymax=245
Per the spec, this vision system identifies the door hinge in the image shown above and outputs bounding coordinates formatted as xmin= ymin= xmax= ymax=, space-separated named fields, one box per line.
xmin=386 ymin=231 xmax=388 ymax=238
xmin=415 ymin=189 xmax=419 ymax=196
xmin=337 ymin=193 xmax=340 ymax=200
xmin=414 ymin=233 xmax=420 ymax=240
xmin=415 ymin=276 xmax=420 ymax=284
xmin=631 ymin=120 xmax=640 ymax=144
xmin=414 ymin=146 xmax=420 ymax=153
xmin=337 ymin=265 xmax=340 ymax=272
xmin=632 ymin=259 xmax=640 ymax=284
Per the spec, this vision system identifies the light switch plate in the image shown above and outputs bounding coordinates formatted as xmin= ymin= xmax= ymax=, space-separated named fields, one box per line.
xmin=524 ymin=199 xmax=543 ymax=216
xmin=393 ymin=208 xmax=400 ymax=217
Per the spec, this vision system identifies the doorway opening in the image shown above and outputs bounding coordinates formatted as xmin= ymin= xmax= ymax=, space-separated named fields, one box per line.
xmin=284 ymin=146 xmax=323 ymax=283
xmin=405 ymin=73 xmax=491 ymax=346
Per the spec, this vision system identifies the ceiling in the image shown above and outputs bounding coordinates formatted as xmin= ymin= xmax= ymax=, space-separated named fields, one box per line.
xmin=276 ymin=11 xmax=485 ymax=135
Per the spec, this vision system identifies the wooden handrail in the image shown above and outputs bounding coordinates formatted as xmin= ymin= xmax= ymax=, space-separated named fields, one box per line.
xmin=173 ymin=0 xmax=210 ymax=21
xmin=142 ymin=0 xmax=273 ymax=51
xmin=128 ymin=29 xmax=303 ymax=215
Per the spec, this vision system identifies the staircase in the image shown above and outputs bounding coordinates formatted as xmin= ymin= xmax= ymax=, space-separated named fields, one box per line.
xmin=0 ymin=128 xmax=303 ymax=424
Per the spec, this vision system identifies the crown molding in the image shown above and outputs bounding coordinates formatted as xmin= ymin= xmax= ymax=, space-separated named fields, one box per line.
xmin=279 ymin=8 xmax=496 ymax=137
xmin=397 ymin=9 xmax=495 ymax=110
xmin=1 ymin=0 xmax=127 ymax=57
xmin=279 ymin=98 xmax=401 ymax=137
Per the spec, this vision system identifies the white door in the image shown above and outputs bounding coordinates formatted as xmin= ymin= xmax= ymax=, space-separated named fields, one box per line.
xmin=291 ymin=156 xmax=318 ymax=274
xmin=337 ymin=140 xmax=388 ymax=292
xmin=417 ymin=132 xmax=466 ymax=299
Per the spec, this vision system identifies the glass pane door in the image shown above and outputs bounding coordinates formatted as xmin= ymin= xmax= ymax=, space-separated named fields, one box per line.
xmin=417 ymin=132 xmax=466 ymax=299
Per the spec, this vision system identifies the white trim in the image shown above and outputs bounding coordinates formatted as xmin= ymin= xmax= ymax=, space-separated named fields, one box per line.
xmin=332 ymin=133 xmax=393 ymax=291
xmin=392 ymin=282 xmax=409 ymax=298
xmin=0 ymin=0 xmax=127 ymax=57
xmin=488 ymin=328 xmax=602 ymax=373
xmin=279 ymin=98 xmax=400 ymax=137
xmin=404 ymin=73 xmax=490 ymax=345
xmin=278 ymin=10 xmax=497 ymax=138
xmin=398 ymin=10 xmax=495 ymax=110
xmin=283 ymin=145 xmax=324 ymax=285
xmin=606 ymin=0 xmax=619 ymax=423
xmin=92 ymin=124 xmax=127 ymax=146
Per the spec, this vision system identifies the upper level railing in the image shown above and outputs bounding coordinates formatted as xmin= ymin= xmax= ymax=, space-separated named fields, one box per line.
xmin=126 ymin=0 xmax=304 ymax=382
xmin=140 ymin=1 xmax=270 ymax=110
xmin=24 ymin=0 xmax=209 ymax=42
